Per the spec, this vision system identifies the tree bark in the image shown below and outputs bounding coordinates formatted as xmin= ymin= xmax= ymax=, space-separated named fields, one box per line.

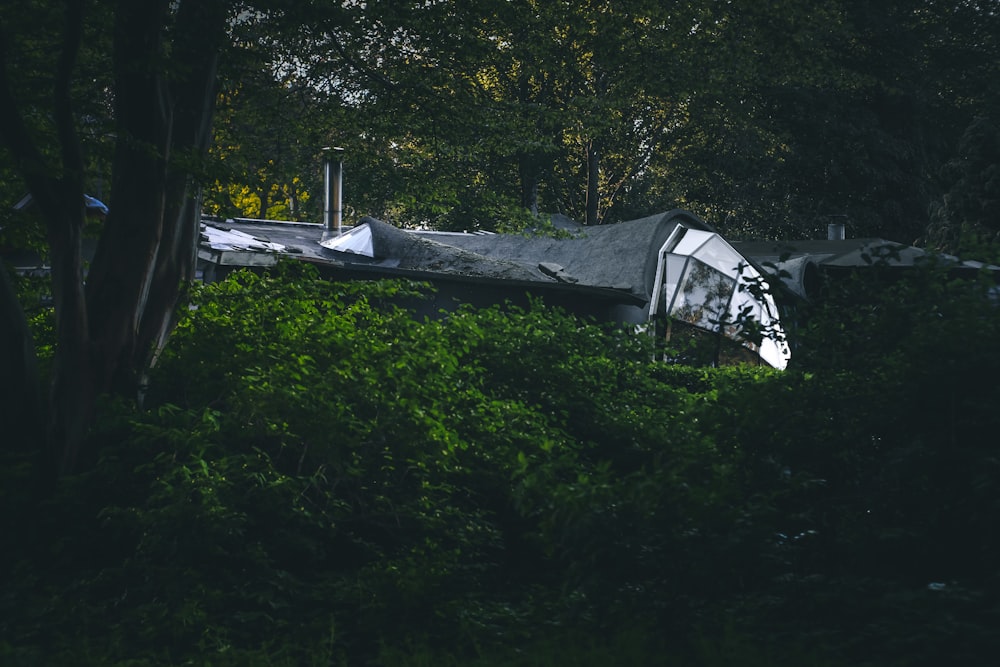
xmin=585 ymin=139 xmax=600 ymax=225
xmin=0 ymin=266 xmax=43 ymax=452
xmin=1 ymin=0 xmax=230 ymax=475
xmin=259 ymin=187 xmax=270 ymax=218
xmin=0 ymin=0 xmax=93 ymax=473
xmin=85 ymin=0 xmax=172 ymax=399
xmin=132 ymin=0 xmax=226 ymax=389
xmin=87 ymin=0 xmax=227 ymax=400
xmin=518 ymin=154 xmax=540 ymax=216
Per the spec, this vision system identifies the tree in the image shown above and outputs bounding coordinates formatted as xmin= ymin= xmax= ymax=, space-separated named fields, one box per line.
xmin=204 ymin=58 xmax=328 ymax=221
xmin=0 ymin=0 xmax=230 ymax=474
xmin=926 ymin=115 xmax=1000 ymax=255
xmin=350 ymin=0 xmax=701 ymax=227
xmin=167 ymin=0 xmax=1000 ymax=238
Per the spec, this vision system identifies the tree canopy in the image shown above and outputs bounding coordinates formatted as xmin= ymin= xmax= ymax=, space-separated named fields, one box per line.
xmin=2 ymin=0 xmax=999 ymax=472
xmin=200 ymin=0 xmax=999 ymax=239
xmin=3 ymin=3 xmax=1000 ymax=663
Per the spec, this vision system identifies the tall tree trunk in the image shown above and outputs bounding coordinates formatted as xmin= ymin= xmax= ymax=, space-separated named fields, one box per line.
xmin=47 ymin=193 xmax=93 ymax=474
xmin=86 ymin=0 xmax=173 ymax=399
xmin=518 ymin=153 xmax=540 ymax=216
xmin=88 ymin=0 xmax=226 ymax=401
xmin=0 ymin=266 xmax=43 ymax=453
xmin=585 ymin=139 xmax=600 ymax=225
xmin=0 ymin=0 xmax=93 ymax=473
xmin=259 ymin=187 xmax=270 ymax=218
xmin=133 ymin=0 xmax=225 ymax=388
xmin=289 ymin=185 xmax=299 ymax=219
xmin=2 ymin=0 xmax=229 ymax=475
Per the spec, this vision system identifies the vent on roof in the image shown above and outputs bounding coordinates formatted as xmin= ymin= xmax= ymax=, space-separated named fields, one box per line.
xmin=827 ymin=216 xmax=847 ymax=241
xmin=321 ymin=147 xmax=345 ymax=242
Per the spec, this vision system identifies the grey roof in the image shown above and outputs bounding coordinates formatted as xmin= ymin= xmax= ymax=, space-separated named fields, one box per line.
xmin=202 ymin=211 xmax=1000 ymax=314
xmin=198 ymin=219 xmax=330 ymax=267
xmin=734 ymin=238 xmax=1000 ymax=271
xmin=730 ymin=237 xmax=1000 ymax=301
xmin=12 ymin=192 xmax=109 ymax=217
xmin=197 ymin=210 xmax=720 ymax=307
xmin=359 ymin=217 xmax=546 ymax=282
xmin=410 ymin=210 xmax=712 ymax=300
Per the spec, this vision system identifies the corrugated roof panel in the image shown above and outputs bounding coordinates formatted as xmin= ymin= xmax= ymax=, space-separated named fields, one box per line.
xmin=200 ymin=224 xmax=286 ymax=253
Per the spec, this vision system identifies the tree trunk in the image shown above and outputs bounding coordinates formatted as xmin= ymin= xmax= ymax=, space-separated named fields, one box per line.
xmin=0 ymin=0 xmax=94 ymax=473
xmin=289 ymin=185 xmax=299 ymax=219
xmin=86 ymin=0 xmax=173 ymax=400
xmin=88 ymin=0 xmax=226 ymax=402
xmin=585 ymin=139 xmax=600 ymax=225
xmin=133 ymin=0 xmax=225 ymax=388
xmin=518 ymin=154 xmax=540 ymax=216
xmin=1 ymin=0 xmax=229 ymax=475
xmin=47 ymin=193 xmax=95 ymax=474
xmin=259 ymin=187 xmax=270 ymax=219
xmin=0 ymin=266 xmax=43 ymax=452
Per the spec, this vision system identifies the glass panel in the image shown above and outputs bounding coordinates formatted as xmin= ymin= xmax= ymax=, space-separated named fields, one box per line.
xmin=728 ymin=271 xmax=790 ymax=369
xmin=662 ymin=254 xmax=688 ymax=313
xmin=727 ymin=290 xmax=763 ymax=339
xmin=694 ymin=235 xmax=746 ymax=275
xmin=669 ymin=259 xmax=735 ymax=331
xmin=759 ymin=337 xmax=789 ymax=370
xmin=671 ymin=228 xmax=714 ymax=256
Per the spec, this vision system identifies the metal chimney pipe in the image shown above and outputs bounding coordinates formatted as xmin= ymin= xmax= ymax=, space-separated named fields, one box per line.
xmin=323 ymin=146 xmax=345 ymax=237
xmin=827 ymin=223 xmax=845 ymax=241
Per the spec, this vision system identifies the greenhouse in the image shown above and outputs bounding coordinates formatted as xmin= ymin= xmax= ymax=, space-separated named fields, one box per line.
xmin=651 ymin=225 xmax=790 ymax=369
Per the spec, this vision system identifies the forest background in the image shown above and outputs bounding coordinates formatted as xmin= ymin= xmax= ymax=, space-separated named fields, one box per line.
xmin=1 ymin=1 xmax=1000 ymax=665
xmin=4 ymin=0 xmax=998 ymax=243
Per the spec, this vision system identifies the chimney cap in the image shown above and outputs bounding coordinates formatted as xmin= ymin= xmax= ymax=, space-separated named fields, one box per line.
xmin=322 ymin=146 xmax=345 ymax=153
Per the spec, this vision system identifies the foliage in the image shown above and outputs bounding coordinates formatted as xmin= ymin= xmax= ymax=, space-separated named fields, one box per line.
xmin=193 ymin=0 xmax=1000 ymax=239
xmin=4 ymin=0 xmax=999 ymax=485
xmin=5 ymin=255 xmax=1000 ymax=666
xmin=4 ymin=0 xmax=1000 ymax=662
xmin=926 ymin=115 xmax=1000 ymax=258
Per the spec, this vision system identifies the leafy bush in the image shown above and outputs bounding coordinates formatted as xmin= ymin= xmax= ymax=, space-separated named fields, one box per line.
xmin=5 ymin=260 xmax=1000 ymax=666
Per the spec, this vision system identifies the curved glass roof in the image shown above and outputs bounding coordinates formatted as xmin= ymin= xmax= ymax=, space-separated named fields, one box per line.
xmin=651 ymin=226 xmax=791 ymax=369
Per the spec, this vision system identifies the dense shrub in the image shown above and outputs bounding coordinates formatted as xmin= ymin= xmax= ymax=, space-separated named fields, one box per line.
xmin=4 ymin=260 xmax=1000 ymax=665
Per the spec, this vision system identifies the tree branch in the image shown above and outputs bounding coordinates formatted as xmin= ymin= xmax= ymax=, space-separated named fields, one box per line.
xmin=0 ymin=20 xmax=59 ymax=218
xmin=54 ymin=0 xmax=85 ymax=195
